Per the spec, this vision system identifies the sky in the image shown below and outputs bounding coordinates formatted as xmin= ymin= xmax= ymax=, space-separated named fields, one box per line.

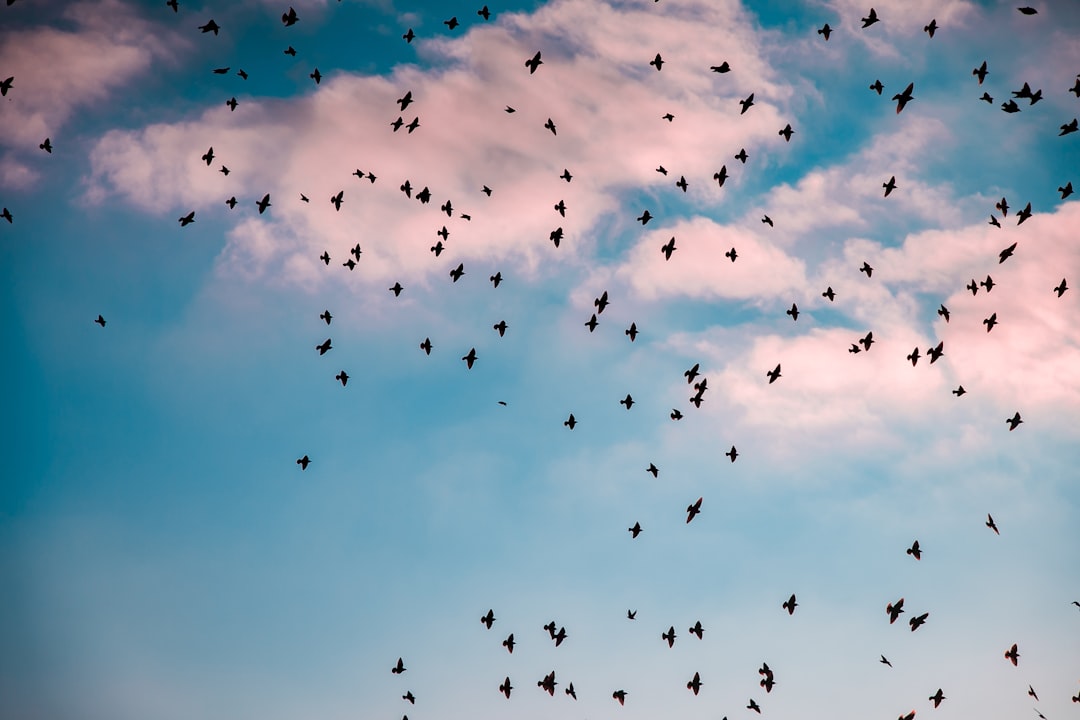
xmin=1 ymin=0 xmax=1079 ymax=718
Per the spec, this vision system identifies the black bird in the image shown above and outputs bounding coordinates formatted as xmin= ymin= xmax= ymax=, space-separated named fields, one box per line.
xmin=490 ymin=272 xmax=502 ymax=287
xmin=726 ymin=446 xmax=738 ymax=462
xmin=284 ymin=46 xmax=296 ymax=56
xmin=629 ymin=522 xmax=642 ymax=538
xmin=735 ymin=148 xmax=749 ymax=163
xmin=870 ymin=79 xmax=884 ymax=95
xmin=1004 ymin=643 xmax=1019 ymax=665
xmin=675 ymin=175 xmax=688 ymax=191
xmin=710 ymin=61 xmax=731 ymax=73
xmin=350 ymin=243 xmax=362 ymax=261
xmin=316 ymin=338 xmax=332 ymax=355
xmin=564 ymin=413 xmax=576 ymax=429
xmin=1029 ymin=685 xmax=1039 ymax=702
xmin=627 ymin=609 xmax=637 ymax=619
xmin=481 ymin=609 xmax=495 ymax=629
xmin=1071 ymin=76 xmax=1080 ymax=98
xmin=714 ymin=165 xmax=728 ymax=186
xmin=823 ymin=286 xmax=835 ymax=301
xmin=670 ymin=408 xmax=684 ymax=420
xmin=637 ymin=209 xmax=652 ymax=224
xmin=762 ymin=214 xmax=773 ymax=226
xmin=389 ymin=282 xmax=403 ymax=297
xmin=883 ymin=175 xmax=897 ymax=197
xmin=887 ymin=597 xmax=905 ymax=623
xmin=662 ymin=626 xmax=677 ymax=647
xmin=983 ymin=313 xmax=998 ymax=332
xmin=565 ymin=683 xmax=577 ymax=700
xmin=544 ymin=118 xmax=556 ymax=135
xmin=594 ymin=291 xmax=609 ymax=314
xmin=330 ymin=190 xmax=343 ymax=211
xmin=1018 ymin=6 xmax=1037 ymax=14
xmin=226 ymin=97 xmax=237 ymax=111
xmin=818 ymin=23 xmax=832 ymax=40
xmin=953 ymin=385 xmax=966 ymax=396
xmin=740 ymin=93 xmax=755 ymax=114
xmin=478 ymin=5 xmax=491 ymax=20
xmin=450 ymin=263 xmax=465 ymax=282
xmin=779 ymin=124 xmax=794 ymax=141
xmin=444 ymin=16 xmax=459 ymax=30
xmin=625 ymin=323 xmax=638 ymax=341
xmin=335 ymin=370 xmax=349 ymax=387
xmin=907 ymin=540 xmax=922 ymax=559
xmin=924 ymin=18 xmax=937 ymax=37
xmin=686 ymin=497 xmax=702 ymax=523
xmin=219 ymin=165 xmax=230 ymax=176
xmin=620 ymin=394 xmax=634 ymax=409
xmin=661 ymin=237 xmax=676 ymax=259
xmin=406 ymin=117 xmax=420 ymax=133
xmin=553 ymin=627 xmax=567 ymax=646
xmin=988 ymin=214 xmax=1001 ymax=226
xmin=906 ymin=347 xmax=920 ymax=366
xmin=986 ymin=513 xmax=999 ymax=534
xmin=95 ymin=315 xmax=106 ymax=327
xmin=909 ymin=612 xmax=928 ymax=631
xmin=391 ymin=657 xmax=406 ymax=674
xmin=862 ymin=8 xmax=880 ymax=27
xmin=166 ymin=0 xmax=178 ymax=12
xmin=584 ymin=313 xmax=598 ymax=332
xmin=930 ymin=689 xmax=945 ymax=708
xmin=225 ymin=196 xmax=237 ymax=209
xmin=967 ymin=279 xmax=979 ymax=295
xmin=748 ymin=698 xmax=762 ymax=713
xmin=310 ymin=68 xmax=321 ymax=84
xmin=560 ymin=169 xmax=573 ymax=182
xmin=1060 ymin=118 xmax=1079 ymax=136
xmin=481 ymin=185 xmax=492 ymax=197
xmin=319 ymin=251 xmax=330 ymax=265
xmin=893 ymin=82 xmax=914 ymax=113
xmin=860 ymin=261 xmax=873 ymax=277
xmin=397 ymin=91 xmax=413 ymax=111
xmin=725 ymin=247 xmax=738 ymax=262
xmin=860 ymin=331 xmax=874 ymax=350
xmin=493 ymin=320 xmax=508 ymax=337
xmin=201 ymin=146 xmax=214 ymax=165
xmin=1054 ymin=278 xmax=1068 ymax=297
xmin=980 ymin=92 xmax=994 ymax=104
xmin=646 ymin=463 xmax=659 ymax=478
xmin=783 ymin=593 xmax=797 ymax=614
xmin=662 ymin=112 xmax=675 ymax=122
xmin=462 ymin=348 xmax=477 ymax=369
xmin=1016 ymin=203 xmax=1032 ymax=225
xmin=282 ymin=7 xmax=298 ymax=26
xmin=502 ymin=633 xmax=514 ymax=653
xmin=199 ymin=19 xmax=220 ymax=35
xmin=297 ymin=455 xmax=310 ymax=470
xmin=1059 ymin=182 xmax=1073 ymax=199
xmin=981 ymin=275 xmax=995 ymax=291
xmin=880 ymin=655 xmax=892 ymax=667
xmin=689 ymin=620 xmax=704 ymax=639
xmin=927 ymin=341 xmax=944 ymax=363
xmin=937 ymin=304 xmax=950 ymax=322
xmin=390 ymin=116 xmax=404 ymax=132
xmin=613 ymin=690 xmax=627 ymax=706
xmin=525 ymin=51 xmax=543 ymax=74
xmin=767 ymin=364 xmax=781 ymax=383
xmin=997 ymin=242 xmax=1018 ymax=265
xmin=1006 ymin=412 xmax=1022 ymax=430
xmin=39 ymin=137 xmax=52 ymax=153
xmin=687 ymin=671 xmax=703 ymax=695
xmin=178 ymin=211 xmax=195 ymax=226
xmin=1001 ymin=99 xmax=1021 ymax=113
xmin=973 ymin=61 xmax=988 ymax=84
xmin=649 ymin=53 xmax=664 ymax=71
xmin=538 ymin=671 xmax=556 ymax=695
xmin=420 ymin=338 xmax=432 ymax=355
xmin=403 ymin=28 xmax=415 ymax=42
xmin=786 ymin=303 xmax=799 ymax=321
xmin=402 ymin=691 xmax=414 ymax=704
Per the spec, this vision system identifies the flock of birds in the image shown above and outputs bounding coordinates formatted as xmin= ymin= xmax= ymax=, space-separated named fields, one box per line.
xmin=3 ymin=0 xmax=1077 ymax=717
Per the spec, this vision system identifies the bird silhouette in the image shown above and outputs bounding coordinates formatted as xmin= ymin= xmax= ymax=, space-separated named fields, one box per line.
xmin=893 ymin=82 xmax=914 ymax=113
xmin=726 ymin=446 xmax=738 ymax=462
xmin=627 ymin=609 xmax=636 ymax=619
xmin=671 ymin=409 xmax=684 ymax=420
xmin=613 ymin=690 xmax=627 ymax=705
xmin=927 ymin=341 xmax=944 ymax=364
xmin=818 ymin=23 xmax=832 ymax=40
xmin=710 ymin=62 xmax=731 ymax=73
xmin=748 ymin=698 xmax=762 ymax=713
xmin=908 ymin=612 xmax=928 ymax=631
xmin=986 ymin=513 xmax=999 ymax=534
xmin=783 ymin=593 xmax=797 ymax=615
xmin=478 ymin=5 xmax=491 ymax=20
xmin=199 ymin=19 xmax=220 ymax=35
xmin=983 ymin=313 xmax=997 ymax=332
xmin=1006 ymin=412 xmax=1022 ymax=430
xmin=714 ymin=165 xmax=728 ymax=186
xmin=786 ymin=303 xmax=799 ymax=321
xmin=880 ymin=655 xmax=892 ymax=667
xmin=887 ymin=597 xmax=905 ymax=623
xmin=980 ymin=275 xmax=995 ymax=292
xmin=493 ymin=320 xmax=508 ymax=337
xmin=649 ymin=53 xmax=664 ymax=71
xmin=1059 ymin=182 xmax=1073 ymax=199
xmin=450 ymin=263 xmax=465 ymax=282
xmin=862 ymin=7 xmax=880 ymax=27
xmin=973 ymin=61 xmax=988 ymax=84
xmin=924 ymin=18 xmax=938 ymax=37
xmin=402 ymin=28 xmax=415 ymax=42
xmin=1054 ymin=278 xmax=1068 ymax=297
xmin=420 ymin=338 xmax=432 ymax=355
xmin=178 ymin=211 xmax=195 ymax=226
xmin=481 ymin=609 xmax=495 ymax=629
xmin=564 ymin=413 xmax=576 ymax=429
xmin=565 ymin=682 xmax=577 ymax=700
xmin=335 ymin=371 xmax=349 ymax=387
xmin=444 ymin=16 xmax=459 ymax=30
xmin=735 ymin=148 xmax=749 ymax=163
xmin=1016 ymin=203 xmax=1032 ymax=224
xmin=629 ymin=522 xmax=642 ymax=538
xmin=638 ymin=210 xmax=653 ymax=224
xmin=316 ymin=338 xmax=332 ymax=355
xmin=647 ymin=463 xmax=659 ymax=477
xmin=823 ymin=286 xmax=835 ymax=301
xmin=620 ymin=394 xmax=634 ymax=409
xmin=490 ymin=272 xmax=502 ymax=288
xmin=594 ymin=291 xmax=610 ymax=314
xmin=689 ymin=620 xmax=704 ymax=639
xmin=462 ymin=348 xmax=477 ymax=369
xmin=767 ymin=364 xmax=781 ymax=384
xmin=661 ymin=237 xmax=676 ymax=259
xmin=725 ymin=247 xmax=738 ymax=262
xmin=870 ymin=79 xmax=884 ymax=95
xmin=525 ymin=51 xmax=542 ymax=73
xmin=937 ymin=304 xmax=949 ymax=322
xmin=860 ymin=331 xmax=874 ymax=351
xmin=402 ymin=691 xmax=415 ymax=704
xmin=538 ymin=671 xmax=556 ymax=695
xmin=662 ymin=626 xmax=676 ymax=647
xmin=740 ymin=93 xmax=755 ymax=114
xmin=998 ymin=242 xmax=1017 ymax=263
xmin=906 ymin=347 xmax=920 ymax=366
xmin=330 ymin=190 xmax=343 ymax=211
xmin=625 ymin=323 xmax=638 ymax=341
xmin=502 ymin=633 xmax=514 ymax=653
xmin=860 ymin=261 xmax=873 ymax=277
xmin=282 ymin=7 xmax=298 ymax=26
xmin=499 ymin=677 xmax=512 ymax=698
xmin=686 ymin=497 xmax=702 ymax=523
xmin=1004 ymin=643 xmax=1019 ymax=665
xmin=39 ymin=137 xmax=52 ymax=153
xmin=310 ymin=68 xmax=321 ymax=84
xmin=585 ymin=314 xmax=598 ymax=332
xmin=95 ymin=315 xmax=106 ymax=327
xmin=779 ymin=124 xmax=794 ymax=141
xmin=297 ymin=455 xmax=310 ymax=470
xmin=687 ymin=671 xmax=702 ymax=694
xmin=883 ymin=175 xmax=897 ymax=197
xmin=675 ymin=175 xmax=687 ymax=191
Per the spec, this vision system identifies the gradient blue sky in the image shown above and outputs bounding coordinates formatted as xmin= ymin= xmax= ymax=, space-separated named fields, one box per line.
xmin=2 ymin=1 xmax=1079 ymax=719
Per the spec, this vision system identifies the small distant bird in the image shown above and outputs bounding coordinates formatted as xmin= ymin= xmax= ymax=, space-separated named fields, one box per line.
xmin=178 ymin=211 xmax=195 ymax=226
xmin=937 ymin=304 xmax=950 ymax=322
xmin=493 ymin=320 xmax=508 ymax=337
xmin=462 ymin=348 xmax=477 ymax=369
xmin=201 ymin=146 xmax=214 ymax=165
xmin=297 ymin=455 xmax=310 ymax=470
xmin=1029 ymin=685 xmax=1039 ymax=702
xmin=544 ymin=118 xmax=556 ymax=135
xmin=687 ymin=671 xmax=702 ymax=695
xmin=0 ymin=208 xmax=9 ymax=224
xmin=725 ymin=247 xmax=738 ymax=262
xmin=310 ymin=68 xmax=321 ymax=84
xmin=620 ymin=394 xmax=634 ymax=410
xmin=999 ymin=242 xmax=1017 ymax=263
xmin=1004 ymin=643 xmax=1019 ymax=665
xmin=625 ymin=323 xmax=638 ymax=341
xmin=818 ymin=23 xmax=832 ymax=40
xmin=330 ymin=190 xmax=343 ymax=211
xmin=685 ymin=364 xmax=700 ymax=384
xmin=862 ymin=8 xmax=880 ymax=27
xmin=930 ymin=689 xmax=945 ymax=708
xmin=39 ymin=138 xmax=52 ymax=153
xmin=554 ymin=199 xmax=566 ymax=216
xmin=335 ymin=371 xmax=349 ymax=387
xmin=481 ymin=609 xmax=495 ymax=629
xmin=983 ymin=313 xmax=998 ymax=332
xmin=907 ymin=347 xmax=920 ymax=366
xmin=342 ymin=258 xmax=356 ymax=271
xmin=909 ymin=612 xmax=928 ymax=631
xmin=406 ymin=117 xmax=420 ymax=133
xmin=95 ymin=315 xmax=106 ymax=327
xmin=927 ymin=341 xmax=944 ymax=363
xmin=870 ymin=79 xmax=884 ymax=95
xmin=662 ymin=112 xmax=675 ymax=122
xmin=980 ymin=92 xmax=994 ymax=104
xmin=391 ymin=117 xmax=404 ymax=132
xmin=710 ymin=62 xmax=731 ymax=73
xmin=389 ymin=282 xmax=403 ymax=297
xmin=499 ymin=677 xmax=512 ymax=698
xmin=613 ymin=690 xmax=627 ymax=706
xmin=1016 ymin=202 xmax=1032 ymax=225
xmin=490 ymin=272 xmax=502 ymax=287
xmin=420 ymin=338 xmax=432 ymax=355
xmin=1060 ymin=119 xmax=1078 ymax=136
xmin=1006 ymin=412 xmax=1022 ymax=430
xmin=594 ymin=291 xmax=610 ymax=314
xmin=981 ymin=275 xmax=995 ymax=292
xmin=893 ymin=82 xmax=914 ymax=113
xmin=199 ymin=19 xmax=220 ymax=35
xmin=726 ymin=446 xmax=738 ymax=462
xmin=478 ymin=5 xmax=491 ymax=20
xmin=316 ymin=338 xmax=332 ymax=355
xmin=565 ymin=682 xmax=576 ymax=700
xmin=585 ymin=314 xmax=598 ymax=332
xmin=647 ymin=463 xmax=659 ymax=478
xmin=391 ymin=658 xmax=406 ymax=674
xmin=675 ymin=175 xmax=687 ymax=191
xmin=670 ymin=409 xmax=683 ymax=420
xmin=735 ymin=148 xmax=749 ymax=163
xmin=661 ymin=237 xmax=676 ymax=259
xmin=986 ymin=513 xmax=1000 ymax=534
xmin=779 ymin=124 xmax=794 ymax=141
xmin=714 ymin=165 xmax=728 ymax=186
xmin=762 ymin=214 xmax=773 ymax=226
xmin=823 ymin=286 xmax=835 ymax=301
xmin=748 ymin=698 xmax=762 ymax=713
xmin=444 ymin=16 xmax=459 ymax=30
xmin=740 ymin=93 xmax=755 ymax=114
xmin=1017 ymin=7 xmax=1037 ymax=14
xmin=1054 ymin=278 xmax=1068 ymax=297
xmin=525 ymin=51 xmax=543 ymax=73
xmin=767 ymin=364 xmax=781 ymax=383
xmin=629 ymin=522 xmax=642 ymax=538
xmin=662 ymin=626 xmax=677 ymax=647
xmin=883 ymin=175 xmax=897 ymax=197
xmin=226 ymin=97 xmax=237 ymax=111
xmin=924 ymin=18 xmax=937 ymax=37
xmin=502 ymin=633 xmax=514 ymax=653
xmin=627 ymin=609 xmax=637 ymax=619
xmin=450 ymin=263 xmax=465 ymax=282
xmin=1001 ymin=99 xmax=1021 ymax=113
xmin=860 ymin=331 xmax=874 ymax=350
xmin=989 ymin=214 xmax=1000 ymax=226
xmin=564 ymin=413 xmax=577 ymax=429
xmin=689 ymin=620 xmax=704 ymax=639
xmin=219 ymin=166 xmax=230 ymax=176
xmin=560 ymin=169 xmax=573 ymax=182
xmin=686 ymin=497 xmax=702 ymax=523
xmin=1060 ymin=182 xmax=1073 ymax=199
xmin=284 ymin=46 xmax=296 ymax=56
xmin=860 ymin=262 xmax=873 ymax=277
xmin=783 ymin=593 xmax=798 ymax=614
xmin=649 ymin=53 xmax=664 ymax=70
xmin=319 ymin=251 xmax=330 ymax=265
xmin=166 ymin=0 xmax=178 ymax=12
xmin=403 ymin=28 xmax=415 ymax=43
xmin=638 ymin=210 xmax=653 ymax=225
xmin=967 ymin=279 xmax=979 ymax=295
xmin=282 ymin=7 xmax=298 ymax=26
xmin=319 ymin=310 xmax=332 ymax=325
xmin=887 ymin=597 xmax=905 ymax=623
xmin=973 ymin=61 xmax=989 ymax=84
xmin=786 ymin=303 xmax=799 ymax=321
xmin=880 ymin=655 xmax=892 ymax=667
xmin=0 ymin=76 xmax=12 ymax=96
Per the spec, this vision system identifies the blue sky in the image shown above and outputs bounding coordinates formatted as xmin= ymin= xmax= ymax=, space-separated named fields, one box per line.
xmin=2 ymin=0 xmax=1079 ymax=718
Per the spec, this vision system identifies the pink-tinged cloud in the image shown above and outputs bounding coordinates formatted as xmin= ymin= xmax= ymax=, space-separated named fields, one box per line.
xmin=821 ymin=0 xmax=978 ymax=56
xmin=85 ymin=0 xmax=797 ymax=287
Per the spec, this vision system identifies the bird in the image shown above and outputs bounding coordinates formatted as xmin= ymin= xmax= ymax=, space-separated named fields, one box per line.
xmin=748 ymin=698 xmax=762 ymax=713
xmin=554 ymin=199 xmax=566 ymax=216
xmin=627 ymin=609 xmax=637 ymax=619
xmin=594 ymin=291 xmax=609 ymax=314
xmin=860 ymin=331 xmax=874 ymax=351
xmin=620 ymin=394 xmax=634 ymax=409
xmin=823 ymin=286 xmax=835 ymax=301
xmin=1004 ymin=643 xmax=1019 ymax=665
xmin=1001 ymin=99 xmax=1021 ymax=113
xmin=986 ymin=513 xmax=999 ymax=534
xmin=564 ymin=413 xmax=576 ymax=429
xmin=927 ymin=341 xmax=944 ymax=363
xmin=1029 ymin=685 xmax=1039 ymax=702
xmin=887 ymin=597 xmax=905 ymax=623
xmin=883 ymin=176 xmax=897 ymax=197
xmin=818 ymin=23 xmax=832 ymax=40
xmin=662 ymin=112 xmax=674 ymax=122
xmin=316 ymin=338 xmax=332 ymax=355
xmin=95 ymin=315 xmax=106 ymax=327
xmin=612 ymin=690 xmax=627 ymax=705
xmin=420 ymin=338 xmax=432 ymax=355
xmin=585 ymin=314 xmax=598 ymax=332
xmin=675 ymin=175 xmax=687 ymax=191
xmin=710 ymin=62 xmax=731 ymax=73
xmin=442 ymin=15 xmax=459 ymax=29
xmin=565 ymin=682 xmax=577 ymax=700
xmin=735 ymin=148 xmax=749 ymax=163
xmin=930 ymin=689 xmax=945 ymax=710
xmin=1060 ymin=182 xmax=1073 ymax=199
xmin=906 ymin=347 xmax=920 ymax=366
xmin=767 ymin=364 xmax=781 ymax=384
xmin=402 ymin=28 xmax=415 ymax=42
xmin=499 ymin=677 xmax=512 ymax=698
xmin=909 ymin=612 xmax=928 ymax=631
xmin=661 ymin=237 xmax=676 ymax=260
xmin=39 ymin=137 xmax=52 ymax=153
xmin=786 ymin=303 xmax=799 ymax=321
xmin=761 ymin=214 xmax=773 ymax=226
xmin=646 ymin=463 xmax=659 ymax=478
xmin=489 ymin=272 xmax=502 ymax=288
xmin=406 ymin=117 xmax=420 ymax=133
xmin=924 ymin=18 xmax=937 ymax=37
xmin=988 ymin=213 xmax=1000 ymax=226
xmin=713 ymin=165 xmax=728 ymax=186
xmin=980 ymin=275 xmax=995 ymax=292
xmin=1054 ymin=278 xmax=1068 ymax=297
xmin=297 ymin=455 xmax=310 ymax=470
xmin=625 ymin=323 xmax=638 ymax=342
xmin=402 ymin=691 xmax=415 ymax=704
xmin=740 ymin=93 xmax=755 ymax=114
xmin=389 ymin=282 xmax=404 ymax=297
xmin=538 ymin=671 xmax=556 ymax=695
xmin=335 ymin=371 xmax=349 ymax=387
xmin=862 ymin=8 xmax=880 ymax=27
xmin=726 ymin=446 xmax=738 ymax=462
xmin=282 ymin=7 xmax=298 ymax=26
xmin=478 ymin=5 xmax=491 ymax=20
xmin=999 ymin=242 xmax=1017 ymax=263
xmin=543 ymin=118 xmax=557 ymax=135
xmin=319 ymin=251 xmax=330 ymax=265
xmin=0 ymin=208 xmax=9 ymax=224
xmin=396 ymin=91 xmax=413 ymax=112
xmin=937 ymin=304 xmax=949 ymax=322
xmin=342 ymin=258 xmax=356 ymax=271
xmin=725 ymin=247 xmax=738 ymax=262
xmin=330 ymin=191 xmax=343 ymax=211
xmin=670 ymin=409 xmax=684 ymax=420
xmin=893 ymin=82 xmax=914 ymax=113
xmin=284 ymin=46 xmax=296 ymax=56
xmin=525 ymin=51 xmax=543 ymax=73
xmin=689 ymin=620 xmax=704 ymax=639
xmin=199 ymin=19 xmax=220 ymax=35
xmin=779 ymin=124 xmax=794 ymax=141
xmin=973 ymin=61 xmax=988 ymax=84
xmin=1018 ymin=6 xmax=1037 ymax=15
xmin=481 ymin=609 xmax=495 ymax=629
xmin=1016 ymin=202 xmax=1032 ymax=224
xmin=783 ymin=593 xmax=798 ymax=615
xmin=880 ymin=655 xmax=892 ymax=667
xmin=967 ymin=279 xmax=979 ymax=296
xmin=638 ymin=209 xmax=653 ymax=224
xmin=178 ymin=211 xmax=195 ymax=226
xmin=860 ymin=261 xmax=873 ymax=277
xmin=319 ymin=310 xmax=332 ymax=325
xmin=898 ymin=713 xmax=915 ymax=720
xmin=1006 ymin=412 xmax=1022 ymax=430
xmin=450 ymin=264 xmax=465 ymax=282
xmin=219 ymin=165 xmax=230 ymax=176
xmin=649 ymin=53 xmax=664 ymax=71
xmin=310 ymin=68 xmax=321 ymax=84
xmin=870 ymin=79 xmax=884 ymax=95
xmin=983 ymin=313 xmax=997 ymax=332
xmin=493 ymin=320 xmax=508 ymax=337
xmin=560 ymin=168 xmax=573 ymax=182
xmin=0 ymin=76 xmax=12 ymax=96
xmin=390 ymin=117 xmax=404 ymax=132
xmin=462 ymin=348 xmax=477 ymax=369
xmin=686 ymin=497 xmax=702 ymax=523
xmin=201 ymin=146 xmax=214 ymax=165
xmin=687 ymin=671 xmax=702 ymax=695
xmin=629 ymin=522 xmax=642 ymax=538
xmin=502 ymin=633 xmax=514 ymax=653
xmin=662 ymin=626 xmax=676 ymax=647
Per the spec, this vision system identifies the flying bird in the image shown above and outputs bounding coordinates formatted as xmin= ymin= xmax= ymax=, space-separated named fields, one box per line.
xmin=335 ymin=371 xmax=349 ymax=387
xmin=883 ymin=175 xmax=897 ymax=196
xmin=710 ymin=62 xmax=731 ymax=73
xmin=420 ymin=338 xmax=432 ymax=355
xmin=870 ymin=79 xmax=884 ymax=95
xmin=893 ymin=82 xmax=914 ymax=113
xmin=490 ymin=272 xmax=502 ymax=287
xmin=689 ymin=620 xmax=704 ymax=639
xmin=402 ymin=28 xmax=415 ymax=42
xmin=862 ymin=7 xmax=880 ymax=28
xmin=310 ymin=68 xmax=321 ymax=84
xmin=450 ymin=263 xmax=465 ymax=282
xmin=613 ymin=690 xmax=627 ymax=706
xmin=726 ymin=446 xmax=738 ymax=462
xmin=740 ymin=93 xmax=755 ymax=114
xmin=493 ymin=320 xmax=508 ymax=337
xmin=662 ymin=626 xmax=677 ymax=647
xmin=924 ymin=18 xmax=937 ymax=37
xmin=1017 ymin=6 xmax=1037 ymax=14
xmin=860 ymin=331 xmax=874 ymax=350
xmin=1059 ymin=119 xmax=1077 ymax=136
xmin=178 ymin=211 xmax=195 ymax=226
xmin=594 ymin=290 xmax=610 ymax=313
xmin=937 ymin=304 xmax=950 ymax=322
xmin=402 ymin=691 xmax=415 ymax=704
xmin=1006 ymin=412 xmax=1022 ymax=430
xmin=762 ymin=214 xmax=773 ymax=226
xmin=779 ymin=124 xmax=794 ymax=141
xmin=686 ymin=497 xmax=702 ymax=523
xmin=1054 ymin=278 xmax=1068 ymax=297
xmin=860 ymin=262 xmax=874 ymax=277
xmin=823 ymin=286 xmax=835 ymax=301
xmin=973 ymin=61 xmax=988 ymax=84
xmin=502 ymin=633 xmax=514 ymax=653
xmin=564 ymin=413 xmax=576 ymax=429
xmin=725 ymin=247 xmax=738 ymax=262
xmin=316 ymin=338 xmax=332 ymax=355
xmin=629 ymin=522 xmax=642 ymax=538
xmin=297 ymin=455 xmax=310 ymax=470
xmin=525 ymin=51 xmax=543 ymax=74
xmin=0 ymin=77 xmax=11 ymax=97
xmin=786 ymin=303 xmax=799 ymax=321
xmin=735 ymin=148 xmax=749 ymax=163
xmin=625 ymin=323 xmax=638 ymax=341
xmin=1016 ymin=202 xmax=1032 ymax=225
xmin=319 ymin=310 xmax=332 ymax=325
xmin=1060 ymin=182 xmax=1073 ymax=199
xmin=714 ymin=165 xmax=728 ymax=186
xmin=565 ymin=682 xmax=577 ymax=699
xmin=585 ymin=314 xmax=598 ymax=332
xmin=818 ymin=23 xmax=832 ymax=40
xmin=499 ymin=677 xmax=512 ymax=698
xmin=927 ymin=341 xmax=944 ymax=363
xmin=481 ymin=609 xmax=495 ymax=629
xmin=282 ymin=7 xmax=298 ymax=26
xmin=462 ymin=348 xmax=477 ymax=369
xmin=908 ymin=612 xmax=928 ymax=631
xmin=95 ymin=315 xmax=106 ymax=327
xmin=906 ymin=347 xmax=920 ymax=366
xmin=880 ymin=655 xmax=892 ymax=667
xmin=1004 ymin=643 xmax=1019 ymax=665
xmin=620 ymin=394 xmax=634 ymax=410
xmin=478 ymin=5 xmax=491 ymax=20
xmin=199 ymin=19 xmax=220 ymax=35
xmin=887 ymin=597 xmax=905 ymax=623
xmin=687 ymin=671 xmax=702 ymax=695
xmin=986 ymin=513 xmax=999 ymax=534
xmin=649 ymin=53 xmax=664 ymax=70
xmin=661 ymin=237 xmax=676 ymax=259
xmin=330 ymin=190 xmax=343 ymax=211
xmin=983 ymin=313 xmax=997 ymax=332
xmin=783 ymin=593 xmax=798 ymax=614
xmin=999 ymin=242 xmax=1017 ymax=262
xmin=39 ymin=138 xmax=52 ymax=153
xmin=443 ymin=16 xmax=459 ymax=30
xmin=767 ymin=363 xmax=781 ymax=384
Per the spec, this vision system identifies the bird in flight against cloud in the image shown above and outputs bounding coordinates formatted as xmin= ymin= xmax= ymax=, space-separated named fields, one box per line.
xmin=893 ymin=82 xmax=914 ymax=113
xmin=862 ymin=8 xmax=880 ymax=28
